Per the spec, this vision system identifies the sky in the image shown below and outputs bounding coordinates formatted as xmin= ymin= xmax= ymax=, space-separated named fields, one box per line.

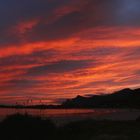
xmin=0 ymin=0 xmax=140 ymax=105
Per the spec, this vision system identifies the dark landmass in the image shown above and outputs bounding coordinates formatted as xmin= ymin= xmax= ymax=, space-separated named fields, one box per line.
xmin=1 ymin=114 xmax=140 ymax=140
xmin=0 ymin=88 xmax=140 ymax=109
xmin=62 ymin=88 xmax=140 ymax=108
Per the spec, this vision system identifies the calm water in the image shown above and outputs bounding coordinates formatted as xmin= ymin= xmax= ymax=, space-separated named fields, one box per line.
xmin=0 ymin=108 xmax=139 ymax=126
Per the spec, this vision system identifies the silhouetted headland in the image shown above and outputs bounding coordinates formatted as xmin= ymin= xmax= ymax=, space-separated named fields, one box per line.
xmin=62 ymin=88 xmax=140 ymax=108
xmin=1 ymin=88 xmax=140 ymax=109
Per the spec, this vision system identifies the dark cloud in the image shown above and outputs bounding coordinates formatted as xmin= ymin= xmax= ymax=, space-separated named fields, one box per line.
xmin=27 ymin=60 xmax=92 ymax=76
xmin=0 ymin=0 xmax=71 ymax=45
xmin=1 ymin=0 xmax=140 ymax=45
xmin=24 ymin=0 xmax=119 ymax=42
xmin=2 ymin=79 xmax=39 ymax=88
xmin=0 ymin=49 xmax=57 ymax=68
xmin=71 ymin=47 xmax=122 ymax=58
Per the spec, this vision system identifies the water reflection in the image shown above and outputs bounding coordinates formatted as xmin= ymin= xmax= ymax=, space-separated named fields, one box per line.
xmin=0 ymin=108 xmax=139 ymax=126
xmin=0 ymin=108 xmax=123 ymax=120
xmin=0 ymin=108 xmax=118 ymax=118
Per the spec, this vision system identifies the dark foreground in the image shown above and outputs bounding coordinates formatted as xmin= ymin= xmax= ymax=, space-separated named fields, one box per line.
xmin=1 ymin=114 xmax=140 ymax=140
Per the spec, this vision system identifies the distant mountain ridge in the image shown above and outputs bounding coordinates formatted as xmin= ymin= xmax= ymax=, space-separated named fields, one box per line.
xmin=62 ymin=88 xmax=140 ymax=108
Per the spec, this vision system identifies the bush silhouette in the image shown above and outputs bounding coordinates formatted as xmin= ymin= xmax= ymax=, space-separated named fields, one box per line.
xmin=0 ymin=114 xmax=56 ymax=140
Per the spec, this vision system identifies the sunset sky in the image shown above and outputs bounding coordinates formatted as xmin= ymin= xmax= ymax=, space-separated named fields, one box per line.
xmin=0 ymin=0 xmax=140 ymax=105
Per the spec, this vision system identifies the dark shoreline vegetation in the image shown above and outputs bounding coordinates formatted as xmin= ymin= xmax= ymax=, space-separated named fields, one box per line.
xmin=0 ymin=88 xmax=140 ymax=109
xmin=1 ymin=113 xmax=140 ymax=140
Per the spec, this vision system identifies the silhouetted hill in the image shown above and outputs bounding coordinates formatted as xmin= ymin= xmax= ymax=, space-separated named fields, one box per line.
xmin=62 ymin=88 xmax=140 ymax=108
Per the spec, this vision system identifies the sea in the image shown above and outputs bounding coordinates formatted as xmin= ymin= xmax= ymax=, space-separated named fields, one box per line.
xmin=0 ymin=108 xmax=140 ymax=126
